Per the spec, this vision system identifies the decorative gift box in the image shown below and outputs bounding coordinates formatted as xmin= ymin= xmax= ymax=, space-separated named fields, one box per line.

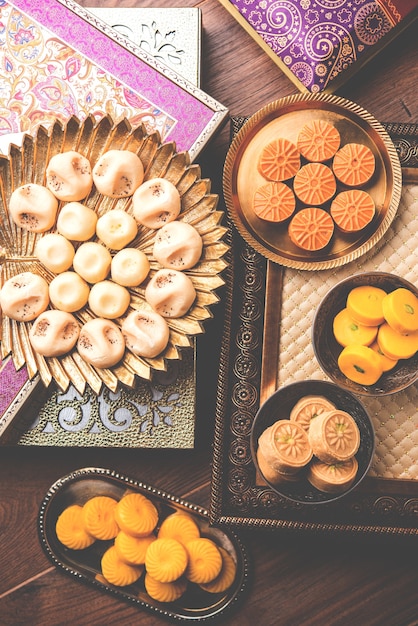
xmin=218 ymin=0 xmax=418 ymax=93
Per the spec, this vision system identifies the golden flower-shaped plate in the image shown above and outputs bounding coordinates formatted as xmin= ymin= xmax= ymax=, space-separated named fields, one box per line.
xmin=0 ymin=116 xmax=228 ymax=393
xmin=223 ymin=93 xmax=402 ymax=270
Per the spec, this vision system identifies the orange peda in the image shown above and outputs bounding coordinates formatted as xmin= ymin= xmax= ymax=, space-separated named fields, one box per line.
xmin=115 ymin=492 xmax=159 ymax=538
xmin=199 ymin=547 xmax=237 ymax=594
xmin=81 ymin=495 xmax=119 ymax=541
xmin=101 ymin=545 xmax=144 ymax=587
xmin=333 ymin=142 xmax=375 ymax=186
xmin=114 ymin=531 xmax=156 ymax=565
xmin=144 ymin=573 xmax=188 ymax=603
xmin=55 ymin=504 xmax=96 ymax=550
xmin=330 ymin=189 xmax=375 ymax=232
xmin=184 ymin=538 xmax=223 ymax=584
xmin=257 ymin=138 xmax=300 ymax=182
xmin=293 ymin=162 xmax=336 ymax=205
xmin=145 ymin=537 xmax=188 ymax=583
xmin=297 ymin=119 xmax=340 ymax=162
xmin=252 ymin=182 xmax=296 ymax=222
xmin=157 ymin=511 xmax=200 ymax=546
xmin=288 ymin=207 xmax=334 ymax=251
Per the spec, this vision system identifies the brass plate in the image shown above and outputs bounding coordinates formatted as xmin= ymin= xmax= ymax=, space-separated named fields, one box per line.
xmin=223 ymin=93 xmax=402 ymax=270
xmin=0 ymin=116 xmax=229 ymax=394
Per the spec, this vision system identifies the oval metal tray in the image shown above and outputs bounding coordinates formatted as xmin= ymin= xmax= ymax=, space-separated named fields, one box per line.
xmin=38 ymin=468 xmax=250 ymax=622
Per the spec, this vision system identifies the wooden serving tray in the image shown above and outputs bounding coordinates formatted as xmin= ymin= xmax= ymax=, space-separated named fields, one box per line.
xmin=209 ymin=119 xmax=418 ymax=539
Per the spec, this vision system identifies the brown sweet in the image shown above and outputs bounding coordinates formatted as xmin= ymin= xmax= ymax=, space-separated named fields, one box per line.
xmin=0 ymin=272 xmax=50 ymax=321
xmin=114 ymin=531 xmax=156 ymax=566
xmin=101 ymin=545 xmax=144 ymax=587
xmin=293 ymin=162 xmax=336 ymax=205
xmin=199 ymin=547 xmax=237 ymax=593
xmin=256 ymin=447 xmax=300 ymax=484
xmin=332 ymin=142 xmax=375 ymax=186
xmin=252 ymin=182 xmax=296 ymax=222
xmin=46 ymin=151 xmax=93 ymax=201
xmin=297 ymin=119 xmax=341 ymax=162
xmin=258 ymin=419 xmax=313 ymax=475
xmin=307 ymin=410 xmax=360 ymax=464
xmin=144 ymin=573 xmax=188 ymax=603
xmin=9 ymin=183 xmax=59 ymax=233
xmin=55 ymin=504 xmax=96 ymax=550
xmin=114 ymin=492 xmax=159 ymax=538
xmin=257 ymin=138 xmax=300 ymax=182
xmin=92 ymin=149 xmax=144 ymax=198
xmin=288 ymin=207 xmax=334 ymax=251
xmin=289 ymin=395 xmax=336 ymax=432
xmin=81 ymin=495 xmax=119 ymax=541
xmin=157 ymin=512 xmax=201 ymax=546
xmin=330 ymin=189 xmax=375 ymax=232
xmin=145 ymin=537 xmax=188 ymax=583
xmin=184 ymin=538 xmax=223 ymax=584
xmin=29 ymin=310 xmax=79 ymax=357
xmin=307 ymin=457 xmax=359 ymax=493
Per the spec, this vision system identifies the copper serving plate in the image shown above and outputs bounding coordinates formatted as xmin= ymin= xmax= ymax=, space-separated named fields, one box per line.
xmin=223 ymin=93 xmax=402 ymax=270
xmin=0 ymin=115 xmax=229 ymax=394
xmin=38 ymin=468 xmax=250 ymax=622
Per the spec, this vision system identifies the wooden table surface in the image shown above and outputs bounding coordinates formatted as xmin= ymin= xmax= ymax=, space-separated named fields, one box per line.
xmin=1 ymin=2 xmax=417 ymax=625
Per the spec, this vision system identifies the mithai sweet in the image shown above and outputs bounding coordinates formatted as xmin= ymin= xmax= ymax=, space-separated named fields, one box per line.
xmin=9 ymin=183 xmax=58 ymax=233
xmin=49 ymin=272 xmax=90 ymax=313
xmin=332 ymin=142 xmax=375 ymax=186
xmin=288 ymin=207 xmax=334 ymax=251
xmin=114 ymin=493 xmax=159 ymax=538
xmin=257 ymin=138 xmax=300 ymax=181
xmin=184 ymin=538 xmax=223 ymax=584
xmin=88 ymin=280 xmax=131 ymax=319
xmin=346 ymin=285 xmax=386 ymax=326
xmin=29 ymin=310 xmax=79 ymax=357
xmin=289 ymin=395 xmax=336 ymax=431
xmin=293 ymin=162 xmax=336 ymax=205
xmin=35 ymin=233 xmax=75 ymax=274
xmin=110 ymin=248 xmax=150 ymax=287
xmin=157 ymin=512 xmax=201 ymax=546
xmin=256 ymin=447 xmax=299 ymax=485
xmin=132 ymin=178 xmax=181 ymax=229
xmin=307 ymin=409 xmax=360 ymax=464
xmin=56 ymin=202 xmax=98 ymax=241
xmin=92 ymin=149 xmax=144 ymax=198
xmin=330 ymin=189 xmax=375 ymax=232
xmin=101 ymin=545 xmax=144 ymax=587
xmin=55 ymin=504 xmax=96 ymax=550
xmin=144 ymin=537 xmax=188 ymax=583
xmin=297 ymin=119 xmax=341 ymax=162
xmin=144 ymin=573 xmax=187 ymax=603
xmin=0 ymin=272 xmax=50 ymax=321
xmin=96 ymin=209 xmax=138 ymax=250
xmin=77 ymin=318 xmax=125 ymax=368
xmin=377 ymin=323 xmax=418 ymax=360
xmin=258 ymin=419 xmax=313 ymax=475
xmin=81 ymin=495 xmax=119 ymax=541
xmin=46 ymin=151 xmax=93 ymax=201
xmin=333 ymin=308 xmax=378 ymax=347
xmin=122 ymin=309 xmax=170 ymax=358
xmin=114 ymin=531 xmax=156 ymax=566
xmin=307 ymin=457 xmax=359 ymax=493
xmin=199 ymin=546 xmax=237 ymax=594
xmin=145 ymin=269 xmax=196 ymax=318
xmin=252 ymin=182 xmax=296 ymax=223
xmin=337 ymin=344 xmax=383 ymax=385
xmin=370 ymin=340 xmax=398 ymax=372
xmin=381 ymin=287 xmax=418 ymax=334
xmin=153 ymin=220 xmax=203 ymax=270
xmin=72 ymin=242 xmax=112 ymax=284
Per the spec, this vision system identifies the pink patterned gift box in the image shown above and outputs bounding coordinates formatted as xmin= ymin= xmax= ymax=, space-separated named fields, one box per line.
xmin=219 ymin=0 xmax=418 ymax=93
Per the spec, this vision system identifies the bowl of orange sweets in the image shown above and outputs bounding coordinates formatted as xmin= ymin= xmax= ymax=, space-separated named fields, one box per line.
xmin=312 ymin=272 xmax=418 ymax=396
xmin=38 ymin=468 xmax=249 ymax=621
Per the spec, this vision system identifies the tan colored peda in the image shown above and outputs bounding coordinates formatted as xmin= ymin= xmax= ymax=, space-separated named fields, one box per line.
xmin=258 ymin=419 xmax=313 ymax=475
xmin=256 ymin=448 xmax=300 ymax=484
xmin=307 ymin=410 xmax=360 ymax=464
xmin=289 ymin=395 xmax=336 ymax=432
xmin=307 ymin=456 xmax=359 ymax=493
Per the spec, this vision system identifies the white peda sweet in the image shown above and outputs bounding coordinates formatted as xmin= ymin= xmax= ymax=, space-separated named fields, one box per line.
xmin=35 ymin=233 xmax=75 ymax=274
xmin=153 ymin=220 xmax=203 ymax=270
xmin=49 ymin=271 xmax=90 ymax=312
xmin=96 ymin=209 xmax=138 ymax=250
xmin=132 ymin=178 xmax=181 ymax=229
xmin=77 ymin=318 xmax=125 ymax=368
xmin=0 ymin=272 xmax=50 ymax=321
xmin=29 ymin=309 xmax=79 ymax=357
xmin=9 ymin=183 xmax=59 ymax=233
xmin=122 ymin=309 xmax=169 ymax=358
xmin=46 ymin=151 xmax=93 ymax=201
xmin=56 ymin=202 xmax=98 ymax=241
xmin=92 ymin=149 xmax=144 ymax=198
xmin=145 ymin=269 xmax=196 ymax=318
xmin=111 ymin=248 xmax=150 ymax=287
xmin=88 ymin=280 xmax=130 ymax=319
xmin=72 ymin=242 xmax=112 ymax=284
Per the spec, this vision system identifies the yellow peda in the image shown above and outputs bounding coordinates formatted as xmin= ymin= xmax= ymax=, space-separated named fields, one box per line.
xmin=115 ymin=492 xmax=159 ymax=538
xmin=55 ymin=504 xmax=95 ymax=550
xmin=114 ymin=531 xmax=156 ymax=565
xmin=145 ymin=537 xmax=188 ymax=583
xmin=199 ymin=547 xmax=237 ymax=593
xmin=257 ymin=138 xmax=300 ymax=182
xmin=297 ymin=119 xmax=340 ymax=162
xmin=101 ymin=545 xmax=144 ymax=587
xmin=184 ymin=538 xmax=223 ymax=584
xmin=144 ymin=573 xmax=188 ymax=603
xmin=157 ymin=512 xmax=200 ymax=546
xmin=81 ymin=495 xmax=119 ymax=541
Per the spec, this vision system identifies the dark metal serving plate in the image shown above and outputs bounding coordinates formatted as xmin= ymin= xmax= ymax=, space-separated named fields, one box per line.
xmin=209 ymin=119 xmax=418 ymax=539
xmin=38 ymin=468 xmax=250 ymax=622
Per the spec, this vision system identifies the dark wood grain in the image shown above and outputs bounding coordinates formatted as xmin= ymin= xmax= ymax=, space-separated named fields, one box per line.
xmin=1 ymin=2 xmax=417 ymax=625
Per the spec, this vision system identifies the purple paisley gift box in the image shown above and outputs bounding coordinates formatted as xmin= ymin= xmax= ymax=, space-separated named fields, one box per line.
xmin=218 ymin=0 xmax=418 ymax=93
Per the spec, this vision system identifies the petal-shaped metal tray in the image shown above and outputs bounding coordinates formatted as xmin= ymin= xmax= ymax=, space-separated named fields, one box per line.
xmin=38 ymin=468 xmax=250 ymax=622
xmin=223 ymin=93 xmax=402 ymax=270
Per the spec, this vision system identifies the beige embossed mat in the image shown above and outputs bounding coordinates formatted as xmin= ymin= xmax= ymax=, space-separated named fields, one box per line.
xmin=278 ymin=184 xmax=418 ymax=480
